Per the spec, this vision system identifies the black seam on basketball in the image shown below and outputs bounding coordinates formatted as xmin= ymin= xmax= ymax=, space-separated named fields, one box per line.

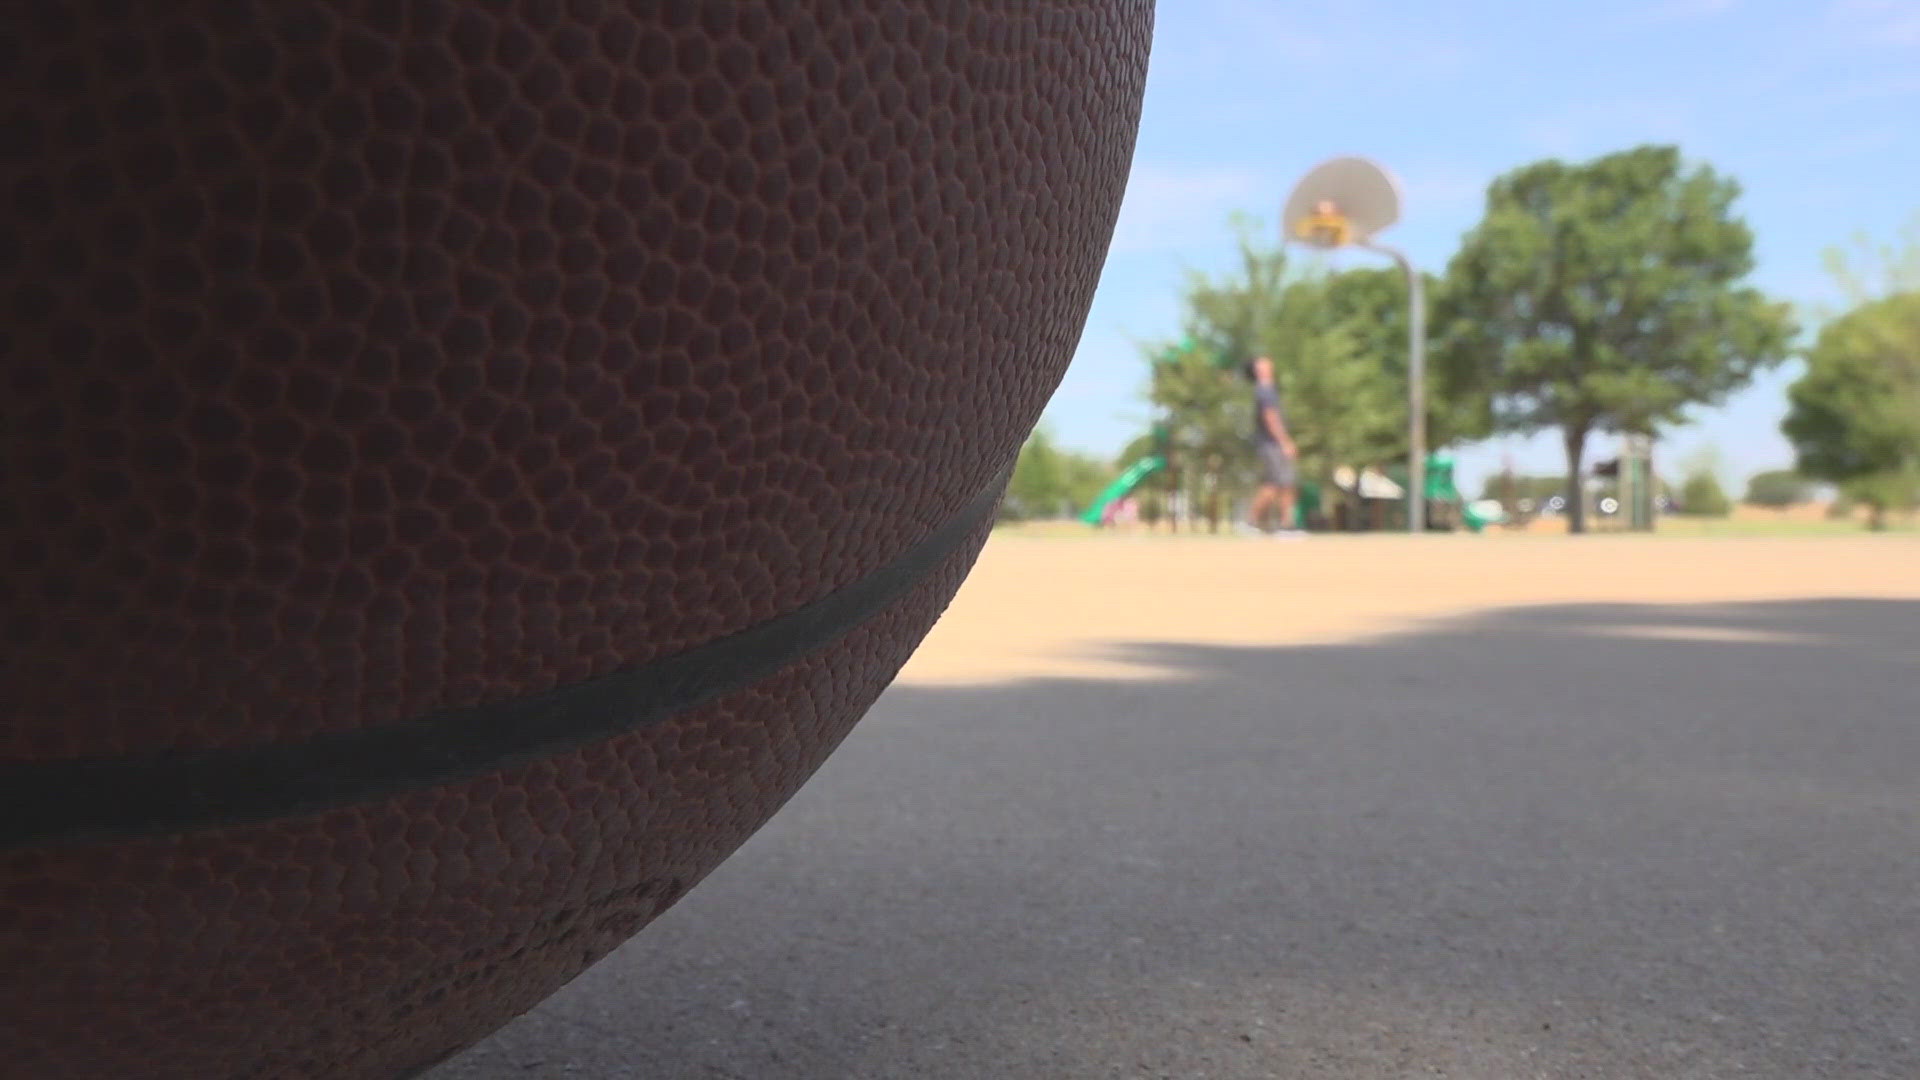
xmin=0 ymin=464 xmax=1011 ymax=848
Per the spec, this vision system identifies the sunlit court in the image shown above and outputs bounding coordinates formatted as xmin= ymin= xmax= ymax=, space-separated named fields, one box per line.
xmin=906 ymin=530 xmax=1920 ymax=685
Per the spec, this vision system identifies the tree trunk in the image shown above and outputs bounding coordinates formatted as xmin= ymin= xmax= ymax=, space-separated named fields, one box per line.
xmin=1644 ymin=444 xmax=1658 ymax=533
xmin=1564 ymin=424 xmax=1588 ymax=535
xmin=1867 ymin=501 xmax=1887 ymax=531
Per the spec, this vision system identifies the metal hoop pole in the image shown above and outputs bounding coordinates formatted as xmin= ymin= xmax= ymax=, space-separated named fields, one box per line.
xmin=1362 ymin=242 xmax=1426 ymax=533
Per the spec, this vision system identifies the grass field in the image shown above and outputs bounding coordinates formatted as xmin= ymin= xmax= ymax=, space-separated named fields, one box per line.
xmin=1601 ymin=515 xmax=1917 ymax=538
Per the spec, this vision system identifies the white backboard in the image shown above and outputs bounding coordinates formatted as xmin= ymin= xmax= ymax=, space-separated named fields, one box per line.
xmin=1282 ymin=156 xmax=1404 ymax=249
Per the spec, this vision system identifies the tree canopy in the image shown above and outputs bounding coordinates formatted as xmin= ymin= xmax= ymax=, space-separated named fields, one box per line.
xmin=1440 ymin=144 xmax=1796 ymax=532
xmin=1003 ymin=427 xmax=1114 ymax=522
xmin=1741 ymin=469 xmax=1812 ymax=509
xmin=1781 ymin=219 xmax=1920 ymax=530
xmin=1677 ymin=465 xmax=1732 ymax=517
xmin=1782 ymin=293 xmax=1920 ymax=528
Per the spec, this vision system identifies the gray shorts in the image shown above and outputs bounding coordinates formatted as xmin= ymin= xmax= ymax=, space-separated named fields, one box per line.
xmin=1258 ymin=442 xmax=1296 ymax=487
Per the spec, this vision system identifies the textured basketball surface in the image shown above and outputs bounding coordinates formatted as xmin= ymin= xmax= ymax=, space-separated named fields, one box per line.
xmin=0 ymin=3 xmax=1151 ymax=1077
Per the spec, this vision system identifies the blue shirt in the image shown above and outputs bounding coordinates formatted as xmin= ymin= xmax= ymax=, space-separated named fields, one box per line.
xmin=1252 ymin=382 xmax=1285 ymax=444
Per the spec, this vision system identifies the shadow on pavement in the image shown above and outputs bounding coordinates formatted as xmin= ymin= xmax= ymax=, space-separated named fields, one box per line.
xmin=434 ymin=598 xmax=1920 ymax=1079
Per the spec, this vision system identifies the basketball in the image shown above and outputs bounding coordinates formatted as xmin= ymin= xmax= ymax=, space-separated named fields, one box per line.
xmin=1 ymin=3 xmax=1150 ymax=1076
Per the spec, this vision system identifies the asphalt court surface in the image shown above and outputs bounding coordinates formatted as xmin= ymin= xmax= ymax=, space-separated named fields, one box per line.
xmin=437 ymin=535 xmax=1920 ymax=1078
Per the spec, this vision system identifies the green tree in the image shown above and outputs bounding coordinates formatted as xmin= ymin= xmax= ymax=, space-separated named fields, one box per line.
xmin=1742 ymin=469 xmax=1812 ymax=509
xmin=1059 ymin=451 xmax=1116 ymax=516
xmin=1138 ymin=489 xmax=1165 ymax=529
xmin=1440 ymin=145 xmax=1797 ymax=533
xmin=1322 ymin=266 xmax=1495 ymax=456
xmin=1003 ymin=426 xmax=1114 ymax=522
xmin=1146 ymin=346 xmax=1254 ymax=526
xmin=1837 ymin=471 xmax=1920 ymax=529
xmin=1678 ymin=466 xmax=1732 ymax=517
xmin=1479 ymin=473 xmax=1569 ymax=505
xmin=1270 ymin=309 xmax=1397 ymax=481
xmin=1782 ymin=220 xmax=1920 ymax=531
xmin=1114 ymin=430 xmax=1161 ymax=469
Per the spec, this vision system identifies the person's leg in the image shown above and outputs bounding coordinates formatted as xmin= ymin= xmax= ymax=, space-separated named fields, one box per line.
xmin=1245 ymin=485 xmax=1276 ymax=531
xmin=1272 ymin=449 xmax=1302 ymax=534
xmin=1248 ymin=443 xmax=1288 ymax=531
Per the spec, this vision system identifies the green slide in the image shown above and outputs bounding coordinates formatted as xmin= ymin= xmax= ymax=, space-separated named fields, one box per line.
xmin=1461 ymin=500 xmax=1502 ymax=533
xmin=1376 ymin=451 xmax=1507 ymax=533
xmin=1078 ymin=455 xmax=1167 ymax=525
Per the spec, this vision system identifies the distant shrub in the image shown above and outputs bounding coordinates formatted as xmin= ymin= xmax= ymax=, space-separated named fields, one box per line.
xmin=1742 ymin=469 xmax=1812 ymax=509
xmin=1677 ymin=468 xmax=1732 ymax=517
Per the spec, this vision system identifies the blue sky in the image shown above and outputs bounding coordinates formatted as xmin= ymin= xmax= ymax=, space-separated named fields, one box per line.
xmin=1046 ymin=0 xmax=1920 ymax=494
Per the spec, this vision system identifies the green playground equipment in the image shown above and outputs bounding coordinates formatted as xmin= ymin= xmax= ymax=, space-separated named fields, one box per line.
xmin=1460 ymin=492 xmax=1506 ymax=532
xmin=1152 ymin=336 xmax=1197 ymax=367
xmin=1082 ymin=415 xmax=1176 ymax=526
xmin=1079 ymin=453 xmax=1168 ymax=525
xmin=1376 ymin=450 xmax=1504 ymax=533
xmin=1151 ymin=335 xmax=1246 ymax=373
xmin=1295 ymin=479 xmax=1321 ymax=529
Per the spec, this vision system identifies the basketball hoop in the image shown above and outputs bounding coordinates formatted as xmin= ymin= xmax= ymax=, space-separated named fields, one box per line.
xmin=1281 ymin=155 xmax=1428 ymax=533
xmin=1281 ymin=158 xmax=1402 ymax=251
xmin=1292 ymin=200 xmax=1354 ymax=249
